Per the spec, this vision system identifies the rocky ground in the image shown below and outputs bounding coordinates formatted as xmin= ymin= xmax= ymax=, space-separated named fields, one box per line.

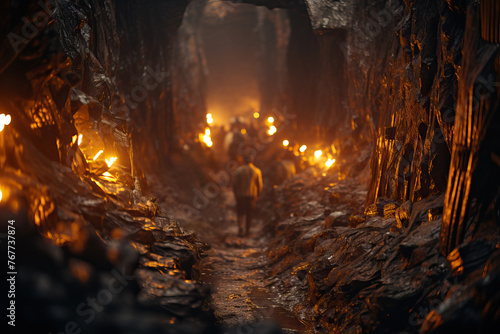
xmin=151 ymin=143 xmax=500 ymax=334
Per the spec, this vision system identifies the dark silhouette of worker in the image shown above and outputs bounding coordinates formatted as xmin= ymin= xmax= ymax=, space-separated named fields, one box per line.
xmin=232 ymin=155 xmax=263 ymax=236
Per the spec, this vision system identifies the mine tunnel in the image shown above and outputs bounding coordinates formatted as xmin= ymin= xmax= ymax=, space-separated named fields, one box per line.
xmin=1 ymin=0 xmax=500 ymax=333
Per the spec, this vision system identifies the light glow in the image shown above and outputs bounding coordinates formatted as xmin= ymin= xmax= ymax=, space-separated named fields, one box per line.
xmin=325 ymin=158 xmax=336 ymax=168
xmin=268 ymin=125 xmax=277 ymax=135
xmin=206 ymin=113 xmax=214 ymax=124
xmin=241 ymin=129 xmax=247 ymax=134
xmin=282 ymin=140 xmax=289 ymax=147
xmin=78 ymin=134 xmax=83 ymax=146
xmin=314 ymin=150 xmax=323 ymax=158
xmin=0 ymin=113 xmax=11 ymax=132
xmin=299 ymin=145 xmax=307 ymax=153
xmin=203 ymin=128 xmax=213 ymax=147
xmin=267 ymin=116 xmax=274 ymax=123
xmin=93 ymin=150 xmax=104 ymax=160
xmin=253 ymin=112 xmax=260 ymax=119
xmin=105 ymin=157 xmax=118 ymax=168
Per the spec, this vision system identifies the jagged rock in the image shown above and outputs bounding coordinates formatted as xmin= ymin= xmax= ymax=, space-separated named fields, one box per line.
xmin=395 ymin=200 xmax=413 ymax=228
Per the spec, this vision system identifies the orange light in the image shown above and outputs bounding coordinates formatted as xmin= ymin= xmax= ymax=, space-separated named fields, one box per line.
xmin=0 ymin=189 xmax=2 ymax=202
xmin=268 ymin=125 xmax=277 ymax=135
xmin=206 ymin=113 xmax=214 ymax=124
xmin=283 ymin=139 xmax=289 ymax=147
xmin=253 ymin=112 xmax=260 ymax=119
xmin=93 ymin=150 xmax=104 ymax=160
xmin=203 ymin=127 xmax=213 ymax=147
xmin=267 ymin=116 xmax=274 ymax=123
xmin=299 ymin=145 xmax=307 ymax=153
xmin=325 ymin=158 xmax=335 ymax=168
xmin=314 ymin=150 xmax=322 ymax=158
xmin=105 ymin=157 xmax=117 ymax=168
xmin=0 ymin=113 xmax=11 ymax=132
xmin=241 ymin=129 xmax=247 ymax=134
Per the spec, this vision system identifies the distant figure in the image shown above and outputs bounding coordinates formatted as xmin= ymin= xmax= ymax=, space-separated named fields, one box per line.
xmin=232 ymin=156 xmax=263 ymax=236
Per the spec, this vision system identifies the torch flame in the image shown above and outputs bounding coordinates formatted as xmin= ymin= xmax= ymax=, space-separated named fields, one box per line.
xmin=268 ymin=125 xmax=277 ymax=135
xmin=203 ymin=128 xmax=213 ymax=147
xmin=206 ymin=113 xmax=214 ymax=125
xmin=105 ymin=157 xmax=118 ymax=168
xmin=283 ymin=139 xmax=289 ymax=147
xmin=325 ymin=158 xmax=335 ymax=168
xmin=314 ymin=150 xmax=323 ymax=158
xmin=0 ymin=113 xmax=11 ymax=132
xmin=93 ymin=150 xmax=104 ymax=161
xmin=299 ymin=145 xmax=307 ymax=153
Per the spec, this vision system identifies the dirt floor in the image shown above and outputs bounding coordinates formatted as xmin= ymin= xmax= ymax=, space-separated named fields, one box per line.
xmin=148 ymin=153 xmax=308 ymax=333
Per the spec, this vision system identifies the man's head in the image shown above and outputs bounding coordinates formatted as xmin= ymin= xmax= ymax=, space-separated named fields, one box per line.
xmin=244 ymin=155 xmax=254 ymax=164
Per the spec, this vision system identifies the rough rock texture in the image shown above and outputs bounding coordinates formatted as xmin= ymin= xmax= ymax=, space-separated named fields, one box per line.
xmin=0 ymin=1 xmax=210 ymax=332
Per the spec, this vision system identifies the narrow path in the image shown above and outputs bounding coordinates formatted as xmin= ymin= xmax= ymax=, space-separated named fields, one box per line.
xmin=197 ymin=187 xmax=306 ymax=333
xmin=149 ymin=161 xmax=306 ymax=332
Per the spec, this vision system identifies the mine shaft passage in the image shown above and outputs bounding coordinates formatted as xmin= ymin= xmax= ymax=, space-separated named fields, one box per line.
xmin=1 ymin=0 xmax=500 ymax=334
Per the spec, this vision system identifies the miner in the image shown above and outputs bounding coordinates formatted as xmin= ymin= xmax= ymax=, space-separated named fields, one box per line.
xmin=232 ymin=155 xmax=263 ymax=236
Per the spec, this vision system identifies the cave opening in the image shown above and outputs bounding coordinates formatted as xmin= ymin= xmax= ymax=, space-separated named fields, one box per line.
xmin=0 ymin=1 xmax=500 ymax=333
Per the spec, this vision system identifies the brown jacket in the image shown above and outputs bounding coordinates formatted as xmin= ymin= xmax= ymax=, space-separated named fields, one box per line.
xmin=233 ymin=163 xmax=263 ymax=198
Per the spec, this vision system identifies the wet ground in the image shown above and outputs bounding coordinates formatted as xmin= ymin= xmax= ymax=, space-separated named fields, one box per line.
xmin=149 ymin=157 xmax=308 ymax=333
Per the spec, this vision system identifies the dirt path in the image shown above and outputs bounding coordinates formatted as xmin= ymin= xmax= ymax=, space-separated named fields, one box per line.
xmin=148 ymin=160 xmax=307 ymax=333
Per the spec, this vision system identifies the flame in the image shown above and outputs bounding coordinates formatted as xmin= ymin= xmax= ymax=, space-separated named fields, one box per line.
xmin=93 ymin=150 xmax=104 ymax=160
xmin=253 ymin=112 xmax=260 ymax=119
xmin=203 ymin=127 xmax=213 ymax=147
xmin=267 ymin=116 xmax=274 ymax=123
xmin=314 ymin=150 xmax=323 ymax=158
xmin=0 ymin=113 xmax=11 ymax=132
xmin=268 ymin=125 xmax=277 ymax=135
xmin=105 ymin=157 xmax=118 ymax=168
xmin=299 ymin=145 xmax=307 ymax=153
xmin=325 ymin=158 xmax=335 ymax=168
xmin=78 ymin=134 xmax=83 ymax=146
xmin=283 ymin=139 xmax=289 ymax=147
xmin=206 ymin=113 xmax=214 ymax=125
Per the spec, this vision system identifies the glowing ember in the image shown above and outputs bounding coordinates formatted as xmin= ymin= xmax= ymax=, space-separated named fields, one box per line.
xmin=299 ymin=145 xmax=307 ymax=153
xmin=105 ymin=157 xmax=118 ymax=168
xmin=0 ymin=113 xmax=11 ymax=132
xmin=325 ymin=158 xmax=335 ymax=168
xmin=267 ymin=116 xmax=274 ymax=123
xmin=268 ymin=125 xmax=277 ymax=135
xmin=206 ymin=113 xmax=214 ymax=124
xmin=314 ymin=150 xmax=323 ymax=158
xmin=253 ymin=112 xmax=260 ymax=119
xmin=93 ymin=150 xmax=104 ymax=160
xmin=203 ymin=128 xmax=213 ymax=147
xmin=283 ymin=139 xmax=289 ymax=147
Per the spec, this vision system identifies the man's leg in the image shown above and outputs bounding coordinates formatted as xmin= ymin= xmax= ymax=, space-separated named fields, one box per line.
xmin=236 ymin=197 xmax=244 ymax=236
xmin=244 ymin=197 xmax=256 ymax=236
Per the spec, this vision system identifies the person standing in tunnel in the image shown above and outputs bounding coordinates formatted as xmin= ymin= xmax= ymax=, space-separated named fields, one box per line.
xmin=232 ymin=155 xmax=263 ymax=236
